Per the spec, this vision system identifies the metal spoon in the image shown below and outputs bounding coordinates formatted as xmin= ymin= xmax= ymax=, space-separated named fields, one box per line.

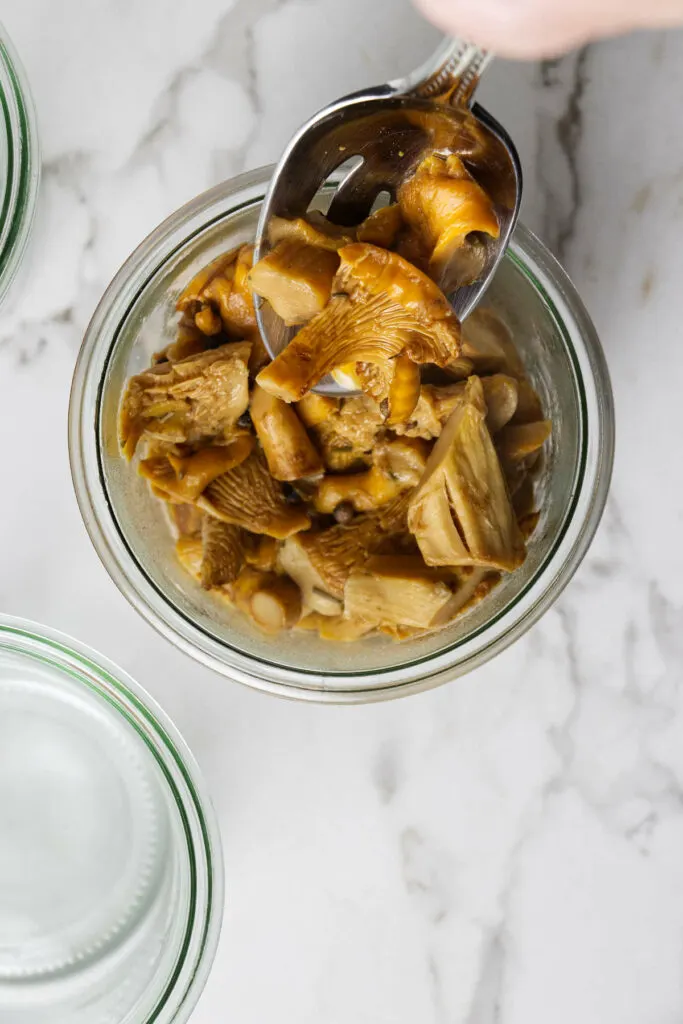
xmin=254 ymin=37 xmax=522 ymax=396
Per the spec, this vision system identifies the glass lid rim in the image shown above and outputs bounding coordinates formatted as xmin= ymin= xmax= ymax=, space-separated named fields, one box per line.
xmin=0 ymin=613 xmax=224 ymax=1024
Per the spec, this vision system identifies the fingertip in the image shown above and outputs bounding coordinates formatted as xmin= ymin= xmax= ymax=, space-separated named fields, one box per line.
xmin=411 ymin=0 xmax=585 ymax=58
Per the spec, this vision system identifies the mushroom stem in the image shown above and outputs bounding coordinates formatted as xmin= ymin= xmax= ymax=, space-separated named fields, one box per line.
xmin=250 ymin=384 xmax=323 ymax=481
xmin=233 ymin=568 xmax=302 ymax=633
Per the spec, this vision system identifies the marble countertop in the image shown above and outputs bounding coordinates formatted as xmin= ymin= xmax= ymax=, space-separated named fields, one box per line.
xmin=3 ymin=2 xmax=683 ymax=1021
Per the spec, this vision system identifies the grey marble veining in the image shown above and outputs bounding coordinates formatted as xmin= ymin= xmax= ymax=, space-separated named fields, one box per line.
xmin=2 ymin=3 xmax=683 ymax=1021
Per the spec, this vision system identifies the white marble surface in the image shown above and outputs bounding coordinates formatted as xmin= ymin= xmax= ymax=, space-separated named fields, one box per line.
xmin=2 ymin=2 xmax=683 ymax=1021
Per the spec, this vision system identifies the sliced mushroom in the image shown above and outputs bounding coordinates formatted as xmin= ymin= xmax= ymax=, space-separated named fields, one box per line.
xmin=430 ymin=567 xmax=501 ymax=626
xmin=139 ymin=435 xmax=254 ymax=502
xmin=511 ymin=378 xmax=544 ymax=425
xmin=119 ymin=341 xmax=251 ymax=458
xmin=163 ymin=502 xmax=205 ymax=540
xmin=481 ymin=375 xmax=519 ymax=433
xmin=154 ymin=323 xmax=208 ymax=364
xmin=194 ymin=305 xmax=223 ymax=336
xmin=248 ymin=240 xmax=339 ymax=325
xmin=256 ymin=244 xmax=461 ymax=402
xmin=232 ymin=567 xmax=302 ymax=633
xmin=398 ymin=154 xmax=499 ymax=283
xmin=202 ymin=244 xmax=257 ymax=337
xmin=200 ymin=518 xmax=244 ymax=588
xmin=268 ymin=213 xmax=354 ymax=251
xmin=344 ymin=555 xmax=454 ymax=629
xmin=408 ymin=377 xmax=525 ymax=572
xmin=244 ymin=534 xmax=280 ymax=572
xmin=175 ymin=536 xmax=204 ymax=580
xmin=460 ymin=307 xmax=526 ymax=378
xmin=295 ymin=392 xmax=339 ymax=427
xmin=250 ymin=384 xmax=323 ymax=481
xmin=356 ymin=204 xmax=404 ymax=247
xmin=392 ymin=374 xmax=517 ymax=441
xmin=496 ymin=420 xmax=551 ymax=463
xmin=198 ymin=450 xmax=310 ymax=538
xmin=176 ymin=247 xmax=239 ymax=312
xmin=250 ymin=580 xmax=302 ymax=633
xmin=282 ymin=515 xmax=379 ymax=602
xmin=278 ymin=539 xmax=344 ymax=616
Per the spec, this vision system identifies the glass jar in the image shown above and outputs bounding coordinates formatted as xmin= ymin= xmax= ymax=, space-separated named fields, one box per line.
xmin=69 ymin=166 xmax=614 ymax=703
xmin=0 ymin=615 xmax=223 ymax=1023
xmin=0 ymin=21 xmax=39 ymax=307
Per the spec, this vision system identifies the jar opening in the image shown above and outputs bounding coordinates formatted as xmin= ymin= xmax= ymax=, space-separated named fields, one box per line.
xmin=70 ymin=167 xmax=614 ymax=702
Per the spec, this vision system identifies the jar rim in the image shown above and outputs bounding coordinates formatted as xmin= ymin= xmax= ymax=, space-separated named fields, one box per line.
xmin=69 ymin=165 xmax=614 ymax=703
xmin=0 ymin=614 xmax=224 ymax=1023
xmin=0 ymin=21 xmax=40 ymax=307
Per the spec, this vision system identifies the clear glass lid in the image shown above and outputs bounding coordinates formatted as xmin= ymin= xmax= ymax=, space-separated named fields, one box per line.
xmin=0 ymin=616 xmax=223 ymax=1024
xmin=0 ymin=22 xmax=40 ymax=307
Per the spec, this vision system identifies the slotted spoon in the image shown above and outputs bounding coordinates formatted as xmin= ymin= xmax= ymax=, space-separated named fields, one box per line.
xmin=254 ymin=37 xmax=522 ymax=396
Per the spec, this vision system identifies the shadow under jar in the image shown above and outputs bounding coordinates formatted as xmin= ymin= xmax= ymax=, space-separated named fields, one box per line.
xmin=69 ymin=166 xmax=614 ymax=704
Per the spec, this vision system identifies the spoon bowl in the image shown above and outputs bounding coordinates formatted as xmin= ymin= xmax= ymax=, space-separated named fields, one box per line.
xmin=254 ymin=39 xmax=522 ymax=396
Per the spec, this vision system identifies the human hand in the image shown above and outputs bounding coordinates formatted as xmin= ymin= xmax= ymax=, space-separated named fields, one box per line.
xmin=413 ymin=0 xmax=683 ymax=57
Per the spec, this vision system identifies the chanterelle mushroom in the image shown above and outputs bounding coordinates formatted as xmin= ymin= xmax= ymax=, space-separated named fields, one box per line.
xmin=398 ymin=154 xmax=499 ymax=283
xmin=176 ymin=247 xmax=240 ymax=312
xmin=280 ymin=515 xmax=379 ymax=606
xmin=198 ymin=449 xmax=310 ymax=538
xmin=496 ymin=420 xmax=551 ymax=463
xmin=256 ymin=243 xmax=462 ymax=402
xmin=459 ymin=307 xmax=526 ymax=378
xmin=232 ymin=567 xmax=302 ymax=634
xmin=345 ymin=555 xmax=454 ymax=629
xmin=313 ymin=436 xmax=429 ymax=514
xmin=408 ymin=376 xmax=525 ymax=572
xmin=202 ymin=244 xmax=257 ymax=337
xmin=119 ymin=341 xmax=251 ymax=458
xmin=248 ymin=240 xmax=339 ymax=326
xmin=200 ymin=517 xmax=244 ymax=589
xmin=393 ymin=374 xmax=518 ymax=441
xmin=250 ymin=384 xmax=323 ymax=481
xmin=356 ymin=204 xmax=404 ymax=247
xmin=139 ymin=435 xmax=254 ymax=502
xmin=300 ymin=393 xmax=385 ymax=472
xmin=268 ymin=213 xmax=354 ymax=251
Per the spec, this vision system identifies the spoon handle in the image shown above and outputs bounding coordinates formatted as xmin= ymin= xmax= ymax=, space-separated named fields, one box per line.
xmin=391 ymin=37 xmax=492 ymax=107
